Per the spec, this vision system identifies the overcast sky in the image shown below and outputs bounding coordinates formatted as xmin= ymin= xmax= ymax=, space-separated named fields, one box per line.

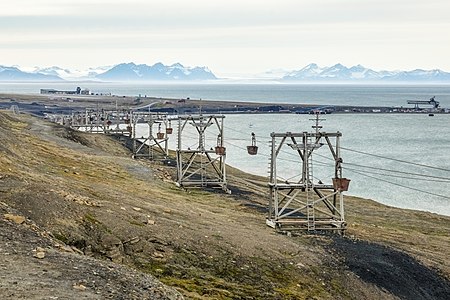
xmin=1 ymin=0 xmax=450 ymax=76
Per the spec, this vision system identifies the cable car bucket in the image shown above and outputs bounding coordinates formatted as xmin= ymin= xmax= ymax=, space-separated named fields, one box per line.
xmin=247 ymin=132 xmax=258 ymax=155
xmin=166 ymin=120 xmax=173 ymax=134
xmin=215 ymin=134 xmax=226 ymax=155
xmin=332 ymin=178 xmax=351 ymax=191
xmin=156 ymin=123 xmax=165 ymax=139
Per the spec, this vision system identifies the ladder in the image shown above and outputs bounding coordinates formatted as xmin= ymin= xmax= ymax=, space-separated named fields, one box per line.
xmin=306 ymin=138 xmax=315 ymax=232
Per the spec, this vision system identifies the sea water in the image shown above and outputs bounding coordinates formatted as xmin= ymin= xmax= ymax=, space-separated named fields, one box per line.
xmin=2 ymin=82 xmax=449 ymax=215
xmin=155 ymin=113 xmax=449 ymax=216
xmin=223 ymin=113 xmax=450 ymax=216
xmin=1 ymin=82 xmax=450 ymax=108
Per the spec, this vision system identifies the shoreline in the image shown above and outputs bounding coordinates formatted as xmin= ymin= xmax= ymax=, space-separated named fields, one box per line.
xmin=1 ymin=92 xmax=448 ymax=116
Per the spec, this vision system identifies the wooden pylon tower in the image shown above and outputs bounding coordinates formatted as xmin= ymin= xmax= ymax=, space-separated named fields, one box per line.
xmin=68 ymin=109 xmax=131 ymax=136
xmin=266 ymin=112 xmax=349 ymax=232
xmin=130 ymin=112 xmax=170 ymax=160
xmin=176 ymin=114 xmax=229 ymax=193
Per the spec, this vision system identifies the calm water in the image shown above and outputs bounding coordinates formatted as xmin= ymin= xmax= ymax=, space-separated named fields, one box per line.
xmin=153 ymin=113 xmax=450 ymax=216
xmin=1 ymin=82 xmax=450 ymax=108
xmin=2 ymin=82 xmax=450 ymax=215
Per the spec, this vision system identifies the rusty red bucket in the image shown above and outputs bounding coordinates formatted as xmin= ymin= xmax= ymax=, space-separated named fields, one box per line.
xmin=332 ymin=178 xmax=351 ymax=191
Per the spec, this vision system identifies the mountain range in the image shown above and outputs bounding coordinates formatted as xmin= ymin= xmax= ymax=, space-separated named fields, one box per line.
xmin=282 ymin=63 xmax=450 ymax=82
xmin=0 ymin=62 xmax=217 ymax=82
xmin=96 ymin=62 xmax=217 ymax=81
xmin=1 ymin=62 xmax=450 ymax=82
xmin=0 ymin=66 xmax=63 ymax=81
xmin=32 ymin=65 xmax=113 ymax=80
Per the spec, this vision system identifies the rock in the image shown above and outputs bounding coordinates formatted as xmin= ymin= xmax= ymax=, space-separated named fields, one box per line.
xmin=106 ymin=248 xmax=123 ymax=263
xmin=59 ymin=245 xmax=75 ymax=253
xmin=123 ymin=237 xmax=140 ymax=245
xmin=153 ymin=251 xmax=164 ymax=258
xmin=4 ymin=214 xmax=26 ymax=224
xmin=101 ymin=234 xmax=124 ymax=263
xmin=71 ymin=246 xmax=84 ymax=255
xmin=33 ymin=251 xmax=45 ymax=259
xmin=146 ymin=219 xmax=156 ymax=225
xmin=73 ymin=283 xmax=87 ymax=291
xmin=132 ymin=207 xmax=141 ymax=212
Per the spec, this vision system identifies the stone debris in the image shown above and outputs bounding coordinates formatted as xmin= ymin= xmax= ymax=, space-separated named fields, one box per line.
xmin=153 ymin=251 xmax=164 ymax=259
xmin=71 ymin=246 xmax=84 ymax=255
xmin=123 ymin=237 xmax=140 ymax=245
xmin=51 ymin=190 xmax=102 ymax=207
xmin=58 ymin=245 xmax=75 ymax=253
xmin=101 ymin=234 xmax=124 ymax=263
xmin=33 ymin=247 xmax=46 ymax=259
xmin=132 ymin=207 xmax=141 ymax=212
xmin=33 ymin=252 xmax=46 ymax=259
xmin=156 ymin=168 xmax=172 ymax=181
xmin=72 ymin=283 xmax=87 ymax=291
xmin=4 ymin=213 xmax=26 ymax=224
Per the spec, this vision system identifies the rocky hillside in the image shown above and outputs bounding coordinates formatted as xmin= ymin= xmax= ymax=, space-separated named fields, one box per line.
xmin=0 ymin=111 xmax=449 ymax=299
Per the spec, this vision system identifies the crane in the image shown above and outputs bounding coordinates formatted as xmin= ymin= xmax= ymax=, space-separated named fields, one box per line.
xmin=407 ymin=96 xmax=440 ymax=110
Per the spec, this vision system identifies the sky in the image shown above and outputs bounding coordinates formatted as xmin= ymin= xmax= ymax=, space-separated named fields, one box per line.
xmin=1 ymin=0 xmax=450 ymax=77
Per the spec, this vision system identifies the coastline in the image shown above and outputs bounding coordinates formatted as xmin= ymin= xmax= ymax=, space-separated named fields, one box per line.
xmin=1 ymin=92 xmax=448 ymax=116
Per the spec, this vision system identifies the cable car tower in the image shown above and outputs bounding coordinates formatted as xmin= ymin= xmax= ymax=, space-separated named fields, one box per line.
xmin=266 ymin=112 xmax=350 ymax=232
xmin=130 ymin=111 xmax=171 ymax=160
xmin=176 ymin=111 xmax=229 ymax=193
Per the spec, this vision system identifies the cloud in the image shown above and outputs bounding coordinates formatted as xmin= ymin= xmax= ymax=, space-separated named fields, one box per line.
xmin=1 ymin=0 xmax=450 ymax=72
xmin=0 ymin=1 xmax=66 ymax=16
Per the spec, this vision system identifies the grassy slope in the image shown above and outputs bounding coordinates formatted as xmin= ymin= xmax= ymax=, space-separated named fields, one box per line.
xmin=1 ymin=111 xmax=449 ymax=299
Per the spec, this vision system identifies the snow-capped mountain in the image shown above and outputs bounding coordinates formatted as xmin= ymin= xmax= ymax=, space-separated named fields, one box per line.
xmin=96 ymin=62 xmax=217 ymax=81
xmin=282 ymin=64 xmax=450 ymax=82
xmin=2 ymin=62 xmax=217 ymax=81
xmin=0 ymin=65 xmax=63 ymax=81
xmin=32 ymin=65 xmax=112 ymax=80
xmin=383 ymin=69 xmax=450 ymax=81
xmin=3 ymin=62 xmax=449 ymax=82
xmin=32 ymin=66 xmax=70 ymax=77
xmin=284 ymin=63 xmax=325 ymax=79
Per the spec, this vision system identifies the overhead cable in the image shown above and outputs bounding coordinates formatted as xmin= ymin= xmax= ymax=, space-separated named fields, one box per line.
xmin=346 ymin=169 xmax=450 ymax=200
xmin=341 ymin=147 xmax=450 ymax=172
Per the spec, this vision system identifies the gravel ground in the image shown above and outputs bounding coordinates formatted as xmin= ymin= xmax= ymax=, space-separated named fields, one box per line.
xmin=0 ymin=203 xmax=183 ymax=300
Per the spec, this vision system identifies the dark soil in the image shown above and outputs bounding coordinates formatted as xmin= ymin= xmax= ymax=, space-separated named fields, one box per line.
xmin=331 ymin=236 xmax=450 ymax=300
